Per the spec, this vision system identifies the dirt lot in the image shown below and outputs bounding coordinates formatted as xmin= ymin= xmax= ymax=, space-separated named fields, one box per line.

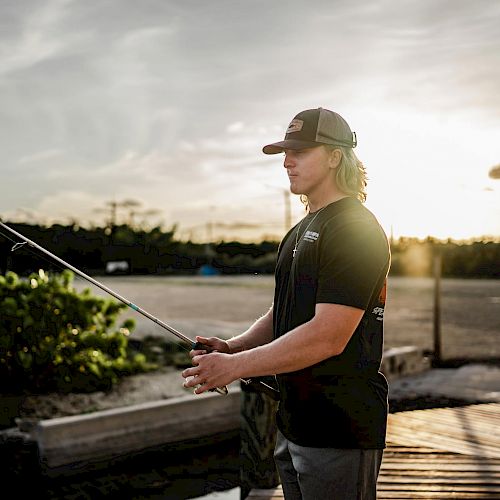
xmin=76 ymin=274 xmax=500 ymax=360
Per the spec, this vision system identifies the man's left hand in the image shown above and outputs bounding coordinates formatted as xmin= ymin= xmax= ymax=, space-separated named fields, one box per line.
xmin=182 ymin=352 xmax=239 ymax=394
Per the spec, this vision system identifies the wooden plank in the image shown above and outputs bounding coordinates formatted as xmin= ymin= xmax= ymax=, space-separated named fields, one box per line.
xmin=422 ymin=405 xmax=500 ymax=421
xmin=386 ymin=428 xmax=500 ymax=458
xmin=382 ymin=457 xmax=498 ymax=464
xmin=382 ymin=452 xmax=498 ymax=461
xmin=389 ymin=403 xmax=500 ymax=431
xmin=382 ymin=454 xmax=500 ymax=464
xmin=384 ymin=448 xmax=451 ymax=455
xmin=246 ymin=487 xmax=283 ymax=499
xmin=392 ymin=415 xmax=500 ymax=443
xmin=399 ymin=411 xmax=500 ymax=434
xmin=378 ymin=477 xmax=500 ymax=484
xmin=377 ymin=493 xmax=500 ymax=499
xmin=380 ymin=462 xmax=500 ymax=471
xmin=390 ymin=402 xmax=500 ymax=420
xmin=379 ymin=484 xmax=500 ymax=492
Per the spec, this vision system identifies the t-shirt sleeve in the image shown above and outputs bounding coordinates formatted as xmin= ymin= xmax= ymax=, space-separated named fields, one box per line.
xmin=316 ymin=219 xmax=389 ymax=310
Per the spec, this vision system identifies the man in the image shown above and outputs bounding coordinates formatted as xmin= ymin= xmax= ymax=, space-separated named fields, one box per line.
xmin=182 ymin=107 xmax=391 ymax=499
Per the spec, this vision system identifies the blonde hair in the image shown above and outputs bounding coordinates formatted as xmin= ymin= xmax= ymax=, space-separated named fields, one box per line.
xmin=300 ymin=145 xmax=368 ymax=210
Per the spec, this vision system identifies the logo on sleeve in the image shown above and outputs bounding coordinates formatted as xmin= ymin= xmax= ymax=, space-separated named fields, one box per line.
xmin=371 ymin=279 xmax=387 ymax=321
xmin=372 ymin=306 xmax=384 ymax=321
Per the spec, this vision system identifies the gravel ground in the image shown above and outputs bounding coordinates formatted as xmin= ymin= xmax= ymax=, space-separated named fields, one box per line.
xmin=17 ymin=366 xmax=190 ymax=421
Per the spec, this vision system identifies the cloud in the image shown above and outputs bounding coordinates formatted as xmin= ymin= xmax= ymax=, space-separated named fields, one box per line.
xmin=18 ymin=148 xmax=64 ymax=164
xmin=0 ymin=0 xmax=74 ymax=76
xmin=12 ymin=189 xmax=107 ymax=226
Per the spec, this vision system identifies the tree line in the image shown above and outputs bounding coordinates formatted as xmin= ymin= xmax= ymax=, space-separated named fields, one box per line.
xmin=0 ymin=222 xmax=278 ymax=276
xmin=0 ymin=222 xmax=498 ymax=278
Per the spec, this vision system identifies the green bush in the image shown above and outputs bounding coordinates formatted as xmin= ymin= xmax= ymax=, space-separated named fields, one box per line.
xmin=0 ymin=269 xmax=156 ymax=394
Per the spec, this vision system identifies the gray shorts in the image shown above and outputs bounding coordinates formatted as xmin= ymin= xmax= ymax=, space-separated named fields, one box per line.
xmin=274 ymin=430 xmax=383 ymax=500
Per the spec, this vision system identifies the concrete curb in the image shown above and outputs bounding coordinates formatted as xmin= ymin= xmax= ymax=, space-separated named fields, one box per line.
xmin=381 ymin=346 xmax=431 ymax=381
xmin=34 ymin=387 xmax=241 ymax=469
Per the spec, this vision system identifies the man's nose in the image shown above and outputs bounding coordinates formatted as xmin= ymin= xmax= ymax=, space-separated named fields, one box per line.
xmin=283 ymin=153 xmax=294 ymax=169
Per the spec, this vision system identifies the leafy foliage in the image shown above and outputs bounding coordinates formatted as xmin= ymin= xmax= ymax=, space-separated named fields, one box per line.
xmin=0 ymin=269 xmax=156 ymax=395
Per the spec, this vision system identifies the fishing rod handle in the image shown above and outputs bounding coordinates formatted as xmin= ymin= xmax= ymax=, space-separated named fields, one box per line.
xmin=192 ymin=342 xmax=229 ymax=395
xmin=192 ymin=342 xmax=281 ymax=400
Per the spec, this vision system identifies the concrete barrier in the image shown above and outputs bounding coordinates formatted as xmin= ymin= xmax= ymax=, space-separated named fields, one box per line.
xmin=381 ymin=346 xmax=431 ymax=381
xmin=34 ymin=387 xmax=241 ymax=469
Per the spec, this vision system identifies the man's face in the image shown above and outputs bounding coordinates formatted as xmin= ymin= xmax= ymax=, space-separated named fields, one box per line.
xmin=283 ymin=146 xmax=334 ymax=197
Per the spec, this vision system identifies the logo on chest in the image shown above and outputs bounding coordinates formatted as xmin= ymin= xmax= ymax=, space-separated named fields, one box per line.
xmin=303 ymin=230 xmax=320 ymax=242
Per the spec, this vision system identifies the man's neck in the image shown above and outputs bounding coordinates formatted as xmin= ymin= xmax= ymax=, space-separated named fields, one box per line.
xmin=308 ymin=192 xmax=349 ymax=213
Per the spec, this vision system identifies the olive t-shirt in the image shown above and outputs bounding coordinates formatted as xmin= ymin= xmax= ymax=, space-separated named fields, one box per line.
xmin=273 ymin=197 xmax=390 ymax=448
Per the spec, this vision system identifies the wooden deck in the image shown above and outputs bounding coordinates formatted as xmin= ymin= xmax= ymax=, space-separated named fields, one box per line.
xmin=247 ymin=403 xmax=500 ymax=499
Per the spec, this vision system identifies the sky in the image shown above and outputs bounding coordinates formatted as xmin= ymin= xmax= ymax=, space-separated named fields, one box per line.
xmin=1 ymin=0 xmax=499 ymax=242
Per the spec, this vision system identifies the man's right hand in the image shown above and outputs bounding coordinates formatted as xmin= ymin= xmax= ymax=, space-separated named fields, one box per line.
xmin=190 ymin=335 xmax=231 ymax=359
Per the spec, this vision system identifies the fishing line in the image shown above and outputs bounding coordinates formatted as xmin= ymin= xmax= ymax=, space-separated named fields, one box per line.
xmin=0 ymin=227 xmax=73 ymax=276
xmin=0 ymin=226 xmax=189 ymax=352
xmin=0 ymin=221 xmax=227 ymax=395
xmin=0 ymin=220 xmax=281 ymax=399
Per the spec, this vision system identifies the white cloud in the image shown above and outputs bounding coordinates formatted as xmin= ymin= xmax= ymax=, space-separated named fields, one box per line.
xmin=226 ymin=122 xmax=244 ymax=134
xmin=0 ymin=0 xmax=74 ymax=75
xmin=18 ymin=148 xmax=65 ymax=164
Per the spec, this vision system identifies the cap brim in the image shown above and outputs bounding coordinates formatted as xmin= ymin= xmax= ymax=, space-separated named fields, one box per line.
xmin=262 ymin=139 xmax=323 ymax=155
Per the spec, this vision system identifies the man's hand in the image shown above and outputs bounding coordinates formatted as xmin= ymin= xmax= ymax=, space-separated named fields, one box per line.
xmin=182 ymin=351 xmax=240 ymax=394
xmin=190 ymin=335 xmax=230 ymax=357
xmin=183 ymin=335 xmax=234 ymax=395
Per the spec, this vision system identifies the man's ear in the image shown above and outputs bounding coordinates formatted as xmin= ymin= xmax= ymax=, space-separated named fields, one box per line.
xmin=329 ymin=148 xmax=342 ymax=169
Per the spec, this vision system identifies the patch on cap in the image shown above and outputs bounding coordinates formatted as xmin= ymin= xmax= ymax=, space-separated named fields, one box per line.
xmin=286 ymin=119 xmax=303 ymax=134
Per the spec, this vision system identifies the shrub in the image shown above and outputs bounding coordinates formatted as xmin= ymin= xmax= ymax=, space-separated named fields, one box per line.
xmin=0 ymin=269 xmax=156 ymax=394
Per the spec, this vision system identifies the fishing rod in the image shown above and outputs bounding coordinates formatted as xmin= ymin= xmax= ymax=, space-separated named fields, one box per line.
xmin=0 ymin=220 xmax=280 ymax=400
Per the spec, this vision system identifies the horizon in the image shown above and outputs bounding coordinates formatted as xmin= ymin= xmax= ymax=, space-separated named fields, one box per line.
xmin=2 ymin=215 xmax=499 ymax=246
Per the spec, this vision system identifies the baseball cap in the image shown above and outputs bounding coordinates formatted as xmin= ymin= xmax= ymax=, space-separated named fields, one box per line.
xmin=262 ymin=107 xmax=357 ymax=154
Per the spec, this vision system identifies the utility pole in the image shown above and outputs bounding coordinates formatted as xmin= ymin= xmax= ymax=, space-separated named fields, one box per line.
xmin=265 ymin=184 xmax=293 ymax=234
xmin=433 ymin=246 xmax=442 ymax=366
xmin=206 ymin=221 xmax=213 ymax=242
xmin=284 ymin=189 xmax=291 ymax=232
xmin=108 ymin=201 xmax=118 ymax=231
